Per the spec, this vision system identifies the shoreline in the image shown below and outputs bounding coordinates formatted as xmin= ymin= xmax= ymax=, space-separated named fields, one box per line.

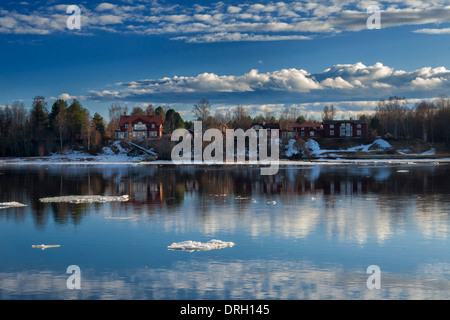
xmin=1 ymin=156 xmax=449 ymax=166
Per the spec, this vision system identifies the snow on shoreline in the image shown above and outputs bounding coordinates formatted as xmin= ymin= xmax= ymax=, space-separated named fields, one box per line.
xmin=168 ymin=239 xmax=235 ymax=252
xmin=0 ymin=139 xmax=447 ymax=166
xmin=303 ymin=138 xmax=394 ymax=157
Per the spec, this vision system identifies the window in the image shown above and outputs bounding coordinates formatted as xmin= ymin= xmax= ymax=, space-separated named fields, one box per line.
xmin=301 ymin=132 xmax=305 ymax=137
xmin=150 ymin=131 xmax=157 ymax=137
xmin=151 ymin=124 xmax=155 ymax=128
xmin=134 ymin=122 xmax=146 ymax=131
xmin=330 ymin=130 xmax=334 ymax=136
xmin=357 ymin=124 xmax=361 ymax=129
xmin=301 ymin=127 xmax=304 ymax=131
xmin=330 ymin=124 xmax=334 ymax=129
xmin=310 ymin=131 xmax=314 ymax=136
xmin=357 ymin=130 xmax=362 ymax=136
xmin=124 ymin=124 xmax=128 ymax=129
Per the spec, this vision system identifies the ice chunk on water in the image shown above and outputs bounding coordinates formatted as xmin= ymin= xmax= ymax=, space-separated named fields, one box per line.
xmin=168 ymin=239 xmax=235 ymax=251
xmin=39 ymin=195 xmax=129 ymax=203
xmin=0 ymin=202 xmax=27 ymax=209
xmin=31 ymin=244 xmax=61 ymax=250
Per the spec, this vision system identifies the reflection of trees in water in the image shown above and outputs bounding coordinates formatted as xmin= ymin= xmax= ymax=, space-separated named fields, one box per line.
xmin=0 ymin=164 xmax=449 ymax=227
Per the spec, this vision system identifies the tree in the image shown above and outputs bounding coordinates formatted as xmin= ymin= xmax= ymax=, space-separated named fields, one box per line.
xmin=145 ymin=104 xmax=155 ymax=116
xmin=29 ymin=96 xmax=50 ymax=156
xmin=50 ymin=99 xmax=68 ymax=151
xmin=131 ymin=106 xmax=144 ymax=116
xmin=322 ymin=104 xmax=336 ymax=121
xmin=376 ymin=96 xmax=406 ymax=139
xmin=93 ymin=112 xmax=106 ymax=137
xmin=164 ymin=108 xmax=185 ymax=133
xmin=155 ymin=106 xmax=166 ymax=121
xmin=192 ymin=98 xmax=211 ymax=122
xmin=107 ymin=103 xmax=127 ymax=139
xmin=67 ymin=99 xmax=89 ymax=141
xmin=415 ymin=101 xmax=435 ymax=142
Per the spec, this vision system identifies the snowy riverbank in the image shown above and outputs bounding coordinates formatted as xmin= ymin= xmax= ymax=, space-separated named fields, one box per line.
xmin=0 ymin=139 xmax=449 ymax=165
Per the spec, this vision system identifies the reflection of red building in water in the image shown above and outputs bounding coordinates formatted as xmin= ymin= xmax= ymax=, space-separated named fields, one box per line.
xmin=117 ymin=181 xmax=164 ymax=205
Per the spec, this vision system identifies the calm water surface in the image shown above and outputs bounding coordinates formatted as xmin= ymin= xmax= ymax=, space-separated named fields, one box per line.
xmin=0 ymin=163 xmax=449 ymax=299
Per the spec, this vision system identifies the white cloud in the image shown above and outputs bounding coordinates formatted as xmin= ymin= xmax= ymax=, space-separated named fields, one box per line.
xmin=95 ymin=3 xmax=117 ymax=12
xmin=85 ymin=62 xmax=450 ymax=109
xmin=411 ymin=76 xmax=447 ymax=88
xmin=2 ymin=1 xmax=450 ymax=41
xmin=414 ymin=28 xmax=450 ymax=34
xmin=58 ymin=93 xmax=77 ymax=100
xmin=320 ymin=77 xmax=354 ymax=89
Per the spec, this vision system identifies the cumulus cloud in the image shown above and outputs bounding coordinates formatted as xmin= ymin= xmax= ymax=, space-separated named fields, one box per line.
xmin=2 ymin=1 xmax=450 ymax=41
xmin=85 ymin=62 xmax=450 ymax=108
xmin=58 ymin=93 xmax=77 ymax=100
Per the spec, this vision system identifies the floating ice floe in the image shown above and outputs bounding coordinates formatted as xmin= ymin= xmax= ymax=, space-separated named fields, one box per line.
xmin=39 ymin=195 xmax=129 ymax=203
xmin=168 ymin=239 xmax=235 ymax=252
xmin=0 ymin=202 xmax=27 ymax=209
xmin=104 ymin=216 xmax=133 ymax=220
xmin=31 ymin=244 xmax=61 ymax=250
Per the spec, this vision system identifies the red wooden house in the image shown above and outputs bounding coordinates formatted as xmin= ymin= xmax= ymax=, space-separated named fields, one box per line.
xmin=322 ymin=119 xmax=367 ymax=138
xmin=288 ymin=122 xmax=323 ymax=139
xmin=115 ymin=113 xmax=163 ymax=140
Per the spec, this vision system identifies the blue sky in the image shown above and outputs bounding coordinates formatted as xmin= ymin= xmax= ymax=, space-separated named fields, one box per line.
xmin=1 ymin=0 xmax=450 ymax=121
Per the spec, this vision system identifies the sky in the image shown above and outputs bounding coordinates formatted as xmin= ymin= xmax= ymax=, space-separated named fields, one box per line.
xmin=0 ymin=0 xmax=450 ymax=121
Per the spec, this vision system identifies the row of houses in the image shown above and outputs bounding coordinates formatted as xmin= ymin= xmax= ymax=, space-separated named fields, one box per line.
xmin=114 ymin=112 xmax=368 ymax=140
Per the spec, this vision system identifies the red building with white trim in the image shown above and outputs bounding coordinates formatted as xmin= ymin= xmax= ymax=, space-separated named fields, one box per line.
xmin=322 ymin=119 xmax=367 ymax=138
xmin=288 ymin=122 xmax=323 ymax=139
xmin=115 ymin=113 xmax=163 ymax=140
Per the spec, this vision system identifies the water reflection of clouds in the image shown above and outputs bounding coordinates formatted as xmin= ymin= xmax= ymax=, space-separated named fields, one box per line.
xmin=1 ymin=260 xmax=449 ymax=300
xmin=2 ymin=165 xmax=450 ymax=245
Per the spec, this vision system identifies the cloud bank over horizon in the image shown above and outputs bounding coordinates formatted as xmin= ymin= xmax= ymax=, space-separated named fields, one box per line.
xmin=83 ymin=62 xmax=450 ymax=105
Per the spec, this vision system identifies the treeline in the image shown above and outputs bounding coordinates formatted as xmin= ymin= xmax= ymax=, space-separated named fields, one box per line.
xmin=0 ymin=96 xmax=107 ymax=157
xmin=358 ymin=96 xmax=450 ymax=144
xmin=2 ymin=95 xmax=450 ymax=157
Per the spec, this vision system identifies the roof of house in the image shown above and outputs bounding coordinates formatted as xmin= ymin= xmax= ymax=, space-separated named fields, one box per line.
xmin=322 ymin=119 xmax=367 ymax=124
xmin=288 ymin=122 xmax=322 ymax=128
xmin=251 ymin=122 xmax=280 ymax=129
xmin=118 ymin=114 xmax=163 ymax=127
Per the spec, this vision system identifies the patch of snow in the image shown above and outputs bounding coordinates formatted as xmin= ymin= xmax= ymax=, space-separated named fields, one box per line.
xmin=303 ymin=139 xmax=323 ymax=156
xmin=371 ymin=139 xmax=393 ymax=150
xmin=0 ymin=202 xmax=27 ymax=209
xmin=285 ymin=139 xmax=299 ymax=157
xmin=39 ymin=195 xmax=129 ymax=203
xmin=167 ymin=239 xmax=235 ymax=252
xmin=420 ymin=148 xmax=436 ymax=155
xmin=303 ymin=138 xmax=392 ymax=157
